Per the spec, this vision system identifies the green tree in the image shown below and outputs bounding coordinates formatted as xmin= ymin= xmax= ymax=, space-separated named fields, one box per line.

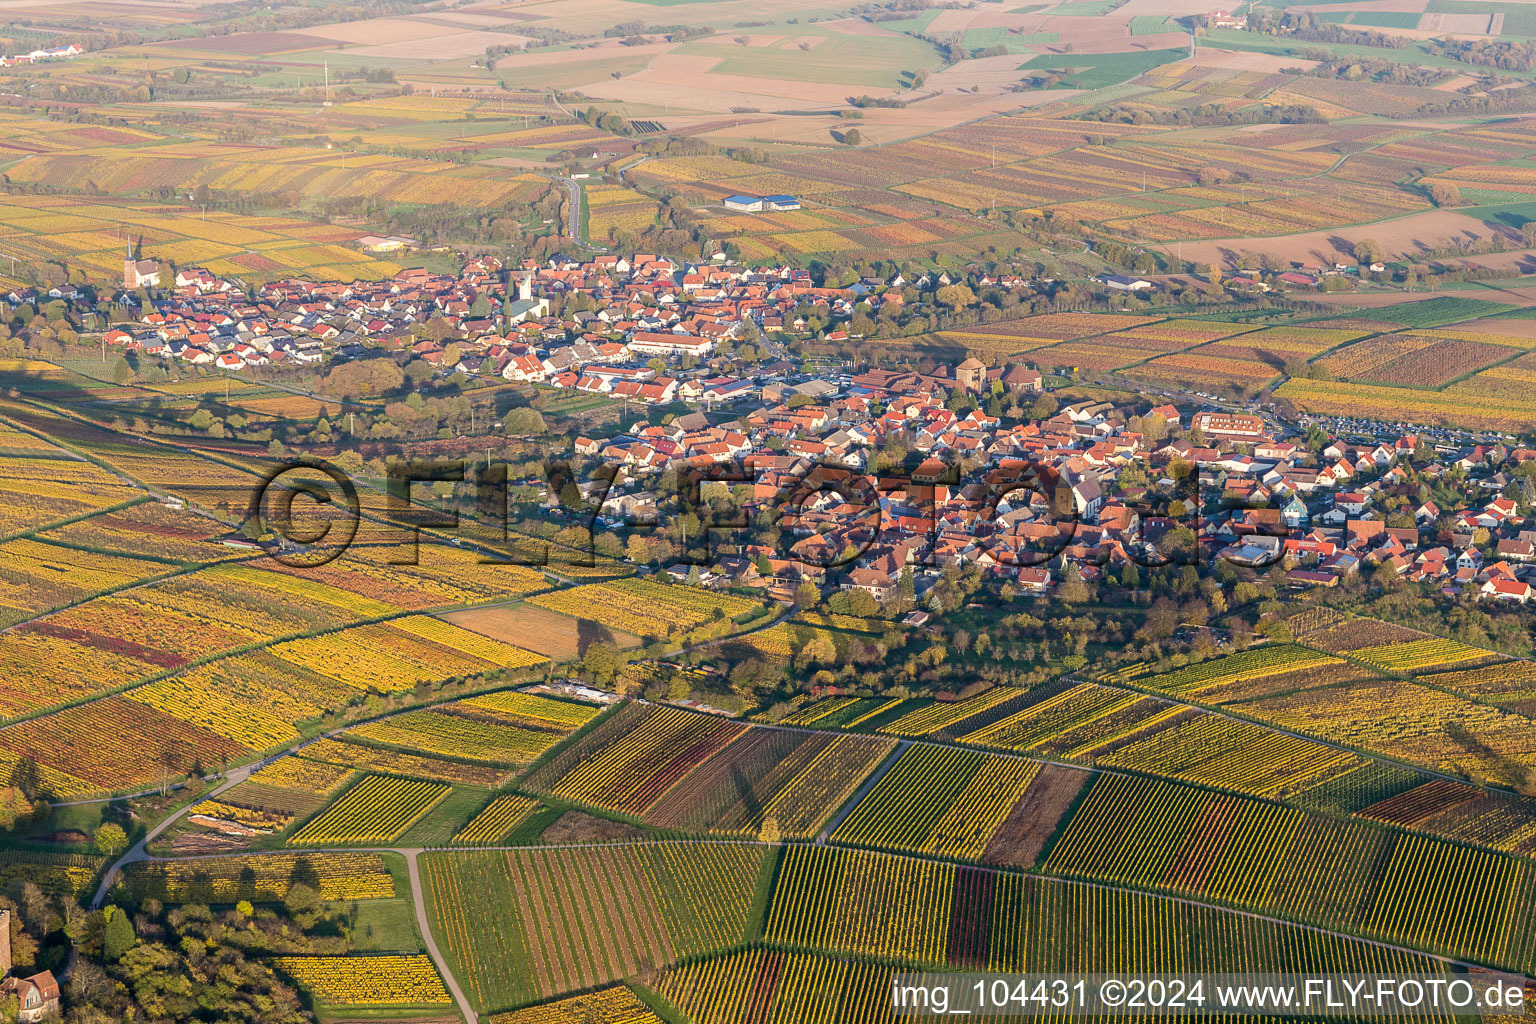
xmin=93 ymin=822 xmax=129 ymax=857
xmin=1353 ymin=238 xmax=1385 ymax=265
xmin=581 ymin=641 xmax=622 ymax=686
xmin=503 ymin=407 xmax=547 ymax=435
xmin=935 ymin=284 xmax=977 ymax=309
xmin=103 ymin=905 xmax=136 ymax=962
xmin=284 ymin=882 xmax=322 ymax=929
xmin=1027 ymin=395 xmax=1058 ymax=421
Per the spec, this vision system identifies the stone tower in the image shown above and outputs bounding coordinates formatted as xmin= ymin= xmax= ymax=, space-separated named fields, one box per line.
xmin=0 ymin=908 xmax=12 ymax=975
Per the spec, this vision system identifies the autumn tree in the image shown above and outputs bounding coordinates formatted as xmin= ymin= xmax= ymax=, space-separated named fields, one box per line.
xmin=1427 ymin=182 xmax=1461 ymax=207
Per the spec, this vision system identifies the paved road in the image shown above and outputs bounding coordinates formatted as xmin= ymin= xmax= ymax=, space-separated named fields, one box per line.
xmin=557 ymin=176 xmax=581 ymax=244
xmin=90 ymin=762 xmax=258 ymax=910
xmin=404 ymin=849 xmax=476 ymax=1024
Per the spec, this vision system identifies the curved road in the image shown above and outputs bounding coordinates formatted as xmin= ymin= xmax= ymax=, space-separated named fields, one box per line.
xmin=88 ymin=760 xmax=479 ymax=1022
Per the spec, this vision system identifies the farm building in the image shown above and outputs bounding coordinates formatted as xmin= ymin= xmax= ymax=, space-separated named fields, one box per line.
xmin=1097 ymin=273 xmax=1153 ymax=292
xmin=763 ymin=195 xmax=800 ymax=211
xmin=357 ymin=235 xmax=419 ymax=252
xmin=723 ymin=196 xmax=764 ymax=212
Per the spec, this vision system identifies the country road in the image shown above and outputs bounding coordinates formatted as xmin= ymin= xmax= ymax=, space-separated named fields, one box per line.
xmin=556 ymin=176 xmax=607 ymax=253
xmin=558 ymin=175 xmax=581 ymax=244
xmin=89 ymin=762 xmax=258 ymax=910
xmin=404 ymin=850 xmax=476 ymax=1023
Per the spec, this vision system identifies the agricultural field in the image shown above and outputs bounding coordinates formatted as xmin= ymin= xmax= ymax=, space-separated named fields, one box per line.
xmin=36 ymin=499 xmax=232 ymax=562
xmin=1277 ymin=321 xmax=1536 ymax=431
xmin=423 ymin=843 xmax=769 ymax=1010
xmin=829 ymin=744 xmax=1041 ymax=860
xmin=488 ymin=987 xmax=661 ymax=1024
xmin=761 ymin=840 xmax=1496 ymax=975
xmin=1417 ymin=660 xmax=1536 ymax=715
xmin=585 ymin=183 xmax=662 ymax=242
xmin=298 ymin=738 xmax=516 ymax=788
xmin=1322 ymin=332 xmax=1522 ymax=389
xmin=6 ymin=142 xmax=551 ymax=218
xmin=720 ymin=618 xmax=858 ymax=666
xmin=876 ymin=687 xmax=1024 ymax=738
xmin=666 ymin=911 xmax=1450 ymax=1024
xmin=779 ymin=696 xmax=901 ymax=729
xmin=261 ymin=615 xmax=549 ymax=690
xmin=643 ymin=728 xmax=894 ymax=839
xmin=1360 ymin=782 xmax=1536 ymax=856
xmin=1122 ymin=645 xmax=1369 ymax=703
xmin=0 ymin=852 xmax=102 ymax=901
xmin=291 ymin=774 xmax=450 ymax=845
xmin=11 ymin=1 xmax=1536 ymax=1019
xmin=272 ymin=955 xmax=451 ymax=1009
xmin=524 ymin=703 xmax=747 ymax=817
xmin=0 ymin=546 xmax=556 ymax=791
xmin=343 ymin=691 xmax=595 ymax=767
xmin=122 ymin=851 xmax=397 ymax=903
xmin=0 ymin=440 xmax=146 ymax=537
xmin=529 ymin=578 xmax=761 ymax=643
xmin=1095 ymin=713 xmax=1367 ymax=799
xmin=959 ymin=681 xmax=1187 ymax=759
xmin=0 ymin=537 xmax=186 ymax=629
xmin=1044 ymin=773 xmax=1536 ymax=968
xmin=441 ymin=603 xmax=643 ymax=660
xmin=1237 ymin=678 xmax=1536 ymax=791
xmin=450 ymin=795 xmax=543 ymax=846
xmin=0 ymin=193 xmax=406 ymax=288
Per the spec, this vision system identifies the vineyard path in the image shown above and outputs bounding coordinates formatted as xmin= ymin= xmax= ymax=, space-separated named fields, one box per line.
xmin=403 ymin=848 xmax=477 ymax=1024
xmin=815 ymin=738 xmax=912 ymax=843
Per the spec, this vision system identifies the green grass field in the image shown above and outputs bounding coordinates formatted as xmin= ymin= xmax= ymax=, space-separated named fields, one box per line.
xmin=1021 ymin=48 xmax=1188 ymax=89
xmin=394 ymin=787 xmax=495 ymax=847
xmin=684 ymin=32 xmax=940 ymax=89
xmin=1353 ymin=297 xmax=1518 ymax=329
xmin=1426 ymin=0 xmax=1535 ymax=35
xmin=1318 ymin=10 xmax=1423 ymax=28
xmin=1129 ymin=15 xmax=1173 ymax=34
xmin=960 ymin=27 xmax=1060 ymax=51
xmin=1051 ymin=0 xmax=1123 ymax=15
